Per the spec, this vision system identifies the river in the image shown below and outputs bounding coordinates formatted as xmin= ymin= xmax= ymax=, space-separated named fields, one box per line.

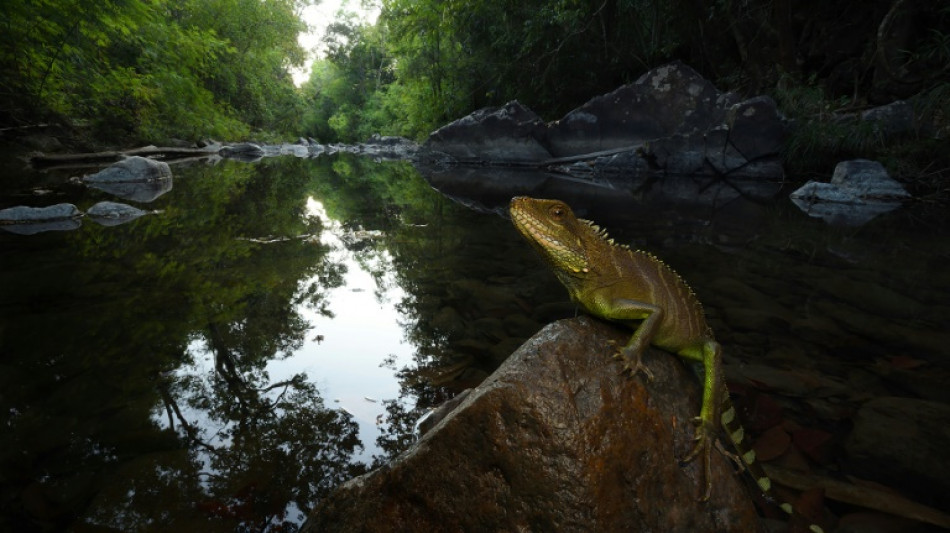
xmin=1 ymin=153 xmax=948 ymax=530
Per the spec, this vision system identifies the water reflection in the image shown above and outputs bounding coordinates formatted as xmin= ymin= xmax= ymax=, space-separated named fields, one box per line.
xmin=3 ymin=153 xmax=950 ymax=530
xmin=0 ymin=156 xmax=424 ymax=531
xmin=84 ymin=174 xmax=172 ymax=203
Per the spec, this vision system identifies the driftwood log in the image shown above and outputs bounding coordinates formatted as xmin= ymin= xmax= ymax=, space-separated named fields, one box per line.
xmin=28 ymin=145 xmax=221 ymax=168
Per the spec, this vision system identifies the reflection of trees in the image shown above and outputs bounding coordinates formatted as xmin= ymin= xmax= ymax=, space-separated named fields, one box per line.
xmin=0 ymin=157 xmax=364 ymax=531
xmin=311 ymin=156 xmax=565 ymax=463
xmin=156 ymin=353 xmax=365 ymax=531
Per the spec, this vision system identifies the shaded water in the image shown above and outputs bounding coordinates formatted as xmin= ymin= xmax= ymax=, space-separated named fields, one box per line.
xmin=1 ymin=154 xmax=949 ymax=531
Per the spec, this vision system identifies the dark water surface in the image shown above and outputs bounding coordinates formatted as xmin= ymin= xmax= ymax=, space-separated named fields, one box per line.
xmin=2 ymin=155 xmax=949 ymax=531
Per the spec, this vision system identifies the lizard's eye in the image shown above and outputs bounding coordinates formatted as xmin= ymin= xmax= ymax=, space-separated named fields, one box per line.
xmin=550 ymin=205 xmax=565 ymax=220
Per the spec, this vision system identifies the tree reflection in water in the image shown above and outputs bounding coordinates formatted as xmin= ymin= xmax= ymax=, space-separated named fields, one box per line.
xmin=0 ymin=157 xmax=370 ymax=531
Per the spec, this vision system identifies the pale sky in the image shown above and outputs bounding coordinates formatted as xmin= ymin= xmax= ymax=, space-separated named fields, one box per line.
xmin=293 ymin=0 xmax=381 ymax=85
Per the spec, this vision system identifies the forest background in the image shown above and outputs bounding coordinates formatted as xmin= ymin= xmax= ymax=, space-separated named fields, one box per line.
xmin=2 ymin=0 xmax=948 ymax=177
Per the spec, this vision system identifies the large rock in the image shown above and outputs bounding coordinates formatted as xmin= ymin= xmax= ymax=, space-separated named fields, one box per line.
xmin=547 ymin=61 xmax=734 ymax=157
xmin=421 ymin=101 xmax=552 ymax=163
xmin=418 ymin=62 xmax=788 ymax=179
xmin=638 ymin=95 xmax=788 ymax=177
xmin=84 ymin=156 xmax=172 ymax=183
xmin=303 ymin=317 xmax=761 ymax=532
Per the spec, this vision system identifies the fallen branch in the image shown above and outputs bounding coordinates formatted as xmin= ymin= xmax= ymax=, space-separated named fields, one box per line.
xmin=29 ymin=145 xmax=221 ymax=167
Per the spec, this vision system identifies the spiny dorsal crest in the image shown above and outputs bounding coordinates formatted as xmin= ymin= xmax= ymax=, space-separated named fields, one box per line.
xmin=582 ymin=217 xmax=707 ymax=319
xmin=581 ymin=218 xmax=628 ymax=250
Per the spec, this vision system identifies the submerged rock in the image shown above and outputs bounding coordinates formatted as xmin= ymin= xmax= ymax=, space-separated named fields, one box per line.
xmin=790 ymin=159 xmax=911 ymax=225
xmin=84 ymin=156 xmax=172 ymax=183
xmin=302 ymin=317 xmax=760 ymax=532
xmin=0 ymin=203 xmax=82 ymax=234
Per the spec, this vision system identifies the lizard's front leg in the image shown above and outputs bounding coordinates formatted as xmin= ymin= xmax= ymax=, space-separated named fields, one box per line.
xmin=679 ymin=339 xmax=723 ymax=501
xmin=597 ymin=298 xmax=663 ymax=381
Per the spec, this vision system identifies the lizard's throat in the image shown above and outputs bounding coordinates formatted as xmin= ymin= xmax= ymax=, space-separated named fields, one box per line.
xmin=533 ymin=235 xmax=590 ymax=275
xmin=510 ymin=209 xmax=590 ymax=275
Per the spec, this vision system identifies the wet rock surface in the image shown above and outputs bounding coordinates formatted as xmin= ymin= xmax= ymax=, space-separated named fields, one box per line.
xmin=303 ymin=317 xmax=761 ymax=533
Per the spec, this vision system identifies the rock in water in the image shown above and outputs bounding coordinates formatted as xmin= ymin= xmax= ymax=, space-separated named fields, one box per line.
xmin=547 ymin=60 xmax=730 ymax=157
xmin=790 ymin=159 xmax=911 ymax=225
xmin=84 ymin=156 xmax=172 ymax=183
xmin=828 ymin=159 xmax=911 ymax=199
xmin=302 ymin=317 xmax=760 ymax=532
xmin=0 ymin=203 xmax=80 ymax=222
xmin=417 ymin=62 xmax=788 ymax=178
xmin=420 ymin=101 xmax=552 ymax=163
xmin=87 ymin=201 xmax=149 ymax=226
xmin=0 ymin=204 xmax=81 ymax=234
xmin=220 ymin=142 xmax=265 ymax=161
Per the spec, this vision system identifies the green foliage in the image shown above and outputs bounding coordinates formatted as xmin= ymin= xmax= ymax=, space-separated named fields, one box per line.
xmin=302 ymin=0 xmax=950 ymax=178
xmin=301 ymin=18 xmax=408 ymax=142
xmin=304 ymin=0 xmax=708 ymax=142
xmin=0 ymin=0 xmax=309 ymax=144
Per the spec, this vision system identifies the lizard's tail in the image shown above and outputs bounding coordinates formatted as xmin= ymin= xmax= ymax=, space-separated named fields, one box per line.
xmin=719 ymin=392 xmax=825 ymax=533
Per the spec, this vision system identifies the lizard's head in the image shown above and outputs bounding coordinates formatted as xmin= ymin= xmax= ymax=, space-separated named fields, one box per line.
xmin=509 ymin=196 xmax=601 ymax=278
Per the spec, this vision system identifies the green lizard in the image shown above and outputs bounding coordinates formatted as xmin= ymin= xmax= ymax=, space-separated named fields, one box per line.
xmin=509 ymin=196 xmax=822 ymax=532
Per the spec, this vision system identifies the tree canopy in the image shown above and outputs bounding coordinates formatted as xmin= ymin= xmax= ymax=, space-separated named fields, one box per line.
xmin=2 ymin=0 xmax=947 ymax=162
xmin=302 ymin=0 xmax=949 ymax=148
xmin=0 ymin=0 xmax=310 ymax=143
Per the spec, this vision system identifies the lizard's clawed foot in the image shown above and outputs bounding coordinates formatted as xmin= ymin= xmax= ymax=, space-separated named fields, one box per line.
xmin=681 ymin=416 xmax=715 ymax=501
xmin=716 ymin=439 xmax=745 ymax=472
xmin=608 ymin=340 xmax=654 ymax=381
